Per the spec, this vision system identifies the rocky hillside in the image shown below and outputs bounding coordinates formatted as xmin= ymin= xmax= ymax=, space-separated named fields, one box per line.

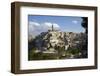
xmin=28 ymin=28 xmax=87 ymax=60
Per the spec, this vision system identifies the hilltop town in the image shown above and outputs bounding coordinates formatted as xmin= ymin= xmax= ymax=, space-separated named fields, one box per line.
xmin=28 ymin=25 xmax=87 ymax=60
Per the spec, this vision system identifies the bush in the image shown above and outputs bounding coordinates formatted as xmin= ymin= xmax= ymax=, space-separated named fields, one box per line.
xmin=67 ymin=47 xmax=80 ymax=55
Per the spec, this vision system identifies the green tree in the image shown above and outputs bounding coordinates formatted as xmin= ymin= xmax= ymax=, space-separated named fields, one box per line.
xmin=81 ymin=17 xmax=88 ymax=34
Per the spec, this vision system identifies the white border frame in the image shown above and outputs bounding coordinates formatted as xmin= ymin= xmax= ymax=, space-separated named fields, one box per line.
xmin=20 ymin=6 xmax=95 ymax=70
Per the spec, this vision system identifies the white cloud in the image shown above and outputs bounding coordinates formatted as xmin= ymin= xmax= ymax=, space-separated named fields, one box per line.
xmin=72 ymin=20 xmax=78 ymax=24
xmin=29 ymin=21 xmax=40 ymax=26
xmin=43 ymin=22 xmax=52 ymax=27
xmin=29 ymin=21 xmax=40 ymax=31
xmin=53 ymin=23 xmax=60 ymax=28
xmin=42 ymin=22 xmax=60 ymax=30
xmin=28 ymin=21 xmax=41 ymax=37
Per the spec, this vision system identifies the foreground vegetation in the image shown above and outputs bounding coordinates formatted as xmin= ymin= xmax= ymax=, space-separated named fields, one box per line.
xmin=28 ymin=46 xmax=82 ymax=60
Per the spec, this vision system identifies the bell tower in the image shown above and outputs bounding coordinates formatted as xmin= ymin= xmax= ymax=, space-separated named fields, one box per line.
xmin=52 ymin=24 xmax=54 ymax=31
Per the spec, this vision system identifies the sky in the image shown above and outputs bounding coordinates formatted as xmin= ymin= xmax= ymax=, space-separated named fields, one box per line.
xmin=28 ymin=15 xmax=85 ymax=37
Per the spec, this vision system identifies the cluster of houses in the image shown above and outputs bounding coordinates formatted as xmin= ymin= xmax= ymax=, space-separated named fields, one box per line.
xmin=33 ymin=25 xmax=87 ymax=58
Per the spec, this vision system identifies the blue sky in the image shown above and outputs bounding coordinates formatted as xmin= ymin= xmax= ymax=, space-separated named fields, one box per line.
xmin=28 ymin=15 xmax=85 ymax=37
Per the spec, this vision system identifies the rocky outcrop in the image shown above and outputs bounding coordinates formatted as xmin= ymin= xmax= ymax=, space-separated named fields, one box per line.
xmin=31 ymin=29 xmax=86 ymax=54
